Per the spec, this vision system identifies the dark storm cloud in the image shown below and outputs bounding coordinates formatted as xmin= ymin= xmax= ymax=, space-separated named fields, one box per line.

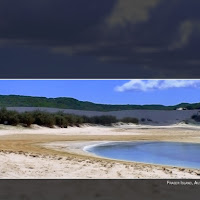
xmin=1 ymin=0 xmax=200 ymax=77
xmin=0 ymin=0 xmax=115 ymax=44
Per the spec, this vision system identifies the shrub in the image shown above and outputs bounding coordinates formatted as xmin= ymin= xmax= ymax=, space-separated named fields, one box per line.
xmin=191 ymin=114 xmax=200 ymax=122
xmin=31 ymin=110 xmax=45 ymax=125
xmin=43 ymin=114 xmax=55 ymax=128
xmin=65 ymin=114 xmax=76 ymax=126
xmin=20 ymin=112 xmax=35 ymax=127
xmin=6 ymin=111 xmax=20 ymax=125
xmin=0 ymin=108 xmax=141 ymax=127
xmin=0 ymin=107 xmax=8 ymax=124
xmin=121 ymin=117 xmax=139 ymax=124
xmin=54 ymin=115 xmax=68 ymax=128
xmin=0 ymin=108 xmax=20 ymax=125
xmin=81 ymin=115 xmax=90 ymax=123
xmin=31 ymin=110 xmax=55 ymax=128
xmin=89 ymin=115 xmax=117 ymax=125
xmin=74 ymin=116 xmax=84 ymax=126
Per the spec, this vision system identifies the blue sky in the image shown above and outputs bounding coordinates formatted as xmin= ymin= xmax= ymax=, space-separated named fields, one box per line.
xmin=0 ymin=80 xmax=200 ymax=105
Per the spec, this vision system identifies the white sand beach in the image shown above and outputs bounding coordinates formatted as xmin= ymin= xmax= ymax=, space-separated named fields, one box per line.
xmin=0 ymin=124 xmax=200 ymax=178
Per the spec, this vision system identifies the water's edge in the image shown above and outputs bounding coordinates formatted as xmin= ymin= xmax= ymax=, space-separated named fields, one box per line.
xmin=84 ymin=141 xmax=200 ymax=170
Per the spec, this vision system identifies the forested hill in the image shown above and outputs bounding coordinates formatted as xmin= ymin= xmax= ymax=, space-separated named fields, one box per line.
xmin=0 ymin=95 xmax=200 ymax=111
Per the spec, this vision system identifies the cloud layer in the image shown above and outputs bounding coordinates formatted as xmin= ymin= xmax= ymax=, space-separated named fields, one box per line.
xmin=1 ymin=0 xmax=200 ymax=77
xmin=115 ymin=80 xmax=200 ymax=92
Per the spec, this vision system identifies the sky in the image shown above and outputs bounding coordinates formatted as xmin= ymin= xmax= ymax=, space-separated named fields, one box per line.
xmin=0 ymin=80 xmax=200 ymax=105
xmin=0 ymin=0 xmax=200 ymax=78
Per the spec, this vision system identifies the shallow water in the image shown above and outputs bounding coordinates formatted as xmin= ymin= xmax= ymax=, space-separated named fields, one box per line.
xmin=85 ymin=141 xmax=200 ymax=169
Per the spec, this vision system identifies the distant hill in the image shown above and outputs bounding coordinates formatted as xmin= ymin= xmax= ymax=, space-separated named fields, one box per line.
xmin=0 ymin=95 xmax=200 ymax=111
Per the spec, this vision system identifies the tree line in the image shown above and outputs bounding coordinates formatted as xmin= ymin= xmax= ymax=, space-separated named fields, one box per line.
xmin=1 ymin=95 xmax=200 ymax=111
xmin=0 ymin=108 xmax=139 ymax=128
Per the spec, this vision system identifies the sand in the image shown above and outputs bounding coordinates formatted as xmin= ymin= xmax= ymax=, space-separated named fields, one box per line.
xmin=0 ymin=124 xmax=200 ymax=178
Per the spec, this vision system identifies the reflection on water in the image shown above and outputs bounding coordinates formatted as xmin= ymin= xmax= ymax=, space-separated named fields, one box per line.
xmin=86 ymin=141 xmax=200 ymax=169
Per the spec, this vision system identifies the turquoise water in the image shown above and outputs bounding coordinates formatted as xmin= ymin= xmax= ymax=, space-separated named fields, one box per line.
xmin=85 ymin=141 xmax=200 ymax=169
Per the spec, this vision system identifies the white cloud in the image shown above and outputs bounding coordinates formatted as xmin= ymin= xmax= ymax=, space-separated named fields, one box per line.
xmin=115 ymin=80 xmax=200 ymax=92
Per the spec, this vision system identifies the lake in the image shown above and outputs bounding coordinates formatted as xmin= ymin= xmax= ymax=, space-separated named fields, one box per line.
xmin=84 ymin=141 xmax=200 ymax=169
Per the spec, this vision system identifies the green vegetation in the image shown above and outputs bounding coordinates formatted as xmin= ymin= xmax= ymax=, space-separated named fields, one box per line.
xmin=0 ymin=108 xmax=139 ymax=127
xmin=1 ymin=95 xmax=200 ymax=111
xmin=121 ymin=117 xmax=139 ymax=124
xmin=0 ymin=108 xmax=20 ymax=125
xmin=19 ymin=112 xmax=35 ymax=127
xmin=87 ymin=115 xmax=117 ymax=125
xmin=191 ymin=114 xmax=200 ymax=122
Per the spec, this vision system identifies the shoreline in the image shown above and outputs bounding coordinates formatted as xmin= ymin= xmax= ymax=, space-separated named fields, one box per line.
xmin=1 ymin=124 xmax=200 ymax=178
xmin=40 ymin=140 xmax=200 ymax=171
